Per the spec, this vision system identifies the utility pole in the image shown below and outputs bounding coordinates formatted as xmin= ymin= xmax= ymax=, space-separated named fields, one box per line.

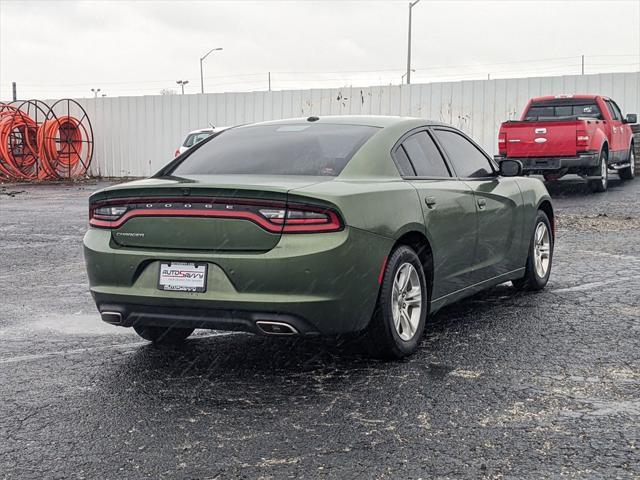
xmin=406 ymin=0 xmax=421 ymax=85
xmin=581 ymin=54 xmax=585 ymax=75
xmin=176 ymin=80 xmax=189 ymax=94
xmin=91 ymin=88 xmax=101 ymax=98
xmin=12 ymin=82 xmax=17 ymax=101
xmin=199 ymin=47 xmax=223 ymax=94
xmin=268 ymin=72 xmax=271 ymax=92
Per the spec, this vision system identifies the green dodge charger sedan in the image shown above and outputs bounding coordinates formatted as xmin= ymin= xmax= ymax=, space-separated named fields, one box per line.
xmin=84 ymin=115 xmax=554 ymax=358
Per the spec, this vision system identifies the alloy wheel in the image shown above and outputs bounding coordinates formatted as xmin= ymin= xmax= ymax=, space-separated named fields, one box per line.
xmin=533 ymin=222 xmax=551 ymax=278
xmin=391 ymin=263 xmax=422 ymax=341
xmin=600 ymin=155 xmax=608 ymax=189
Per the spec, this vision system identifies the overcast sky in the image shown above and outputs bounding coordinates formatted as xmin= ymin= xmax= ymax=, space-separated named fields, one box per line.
xmin=1 ymin=0 xmax=639 ymax=100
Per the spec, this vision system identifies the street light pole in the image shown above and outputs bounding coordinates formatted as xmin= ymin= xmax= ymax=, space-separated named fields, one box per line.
xmin=91 ymin=88 xmax=101 ymax=98
xmin=406 ymin=0 xmax=421 ymax=85
xmin=176 ymin=80 xmax=189 ymax=94
xmin=401 ymin=69 xmax=416 ymax=85
xmin=199 ymin=47 xmax=223 ymax=94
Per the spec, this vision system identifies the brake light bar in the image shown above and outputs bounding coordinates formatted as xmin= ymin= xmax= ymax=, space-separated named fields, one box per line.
xmin=89 ymin=197 xmax=343 ymax=234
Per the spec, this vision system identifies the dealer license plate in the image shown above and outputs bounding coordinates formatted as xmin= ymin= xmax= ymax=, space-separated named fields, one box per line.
xmin=158 ymin=262 xmax=207 ymax=292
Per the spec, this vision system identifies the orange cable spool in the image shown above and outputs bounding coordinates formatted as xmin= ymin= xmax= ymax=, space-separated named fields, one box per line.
xmin=0 ymin=100 xmax=93 ymax=181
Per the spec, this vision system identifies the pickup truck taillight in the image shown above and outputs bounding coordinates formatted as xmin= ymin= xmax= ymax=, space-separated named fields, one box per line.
xmin=576 ymin=130 xmax=590 ymax=149
xmin=498 ymin=133 xmax=507 ymax=155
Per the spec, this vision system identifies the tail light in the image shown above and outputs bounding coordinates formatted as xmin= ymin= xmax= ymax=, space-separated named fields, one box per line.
xmin=498 ymin=133 xmax=507 ymax=154
xmin=174 ymin=148 xmax=181 ymax=157
xmin=576 ymin=130 xmax=590 ymax=149
xmin=89 ymin=198 xmax=343 ymax=234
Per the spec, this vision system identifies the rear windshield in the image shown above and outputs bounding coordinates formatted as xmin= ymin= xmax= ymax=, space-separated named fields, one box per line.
xmin=169 ymin=123 xmax=379 ymax=177
xmin=183 ymin=132 xmax=213 ymax=147
xmin=524 ymin=99 xmax=602 ymax=121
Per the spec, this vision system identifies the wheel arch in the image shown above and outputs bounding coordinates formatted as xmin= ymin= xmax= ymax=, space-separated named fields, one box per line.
xmin=390 ymin=230 xmax=434 ymax=311
xmin=537 ymin=199 xmax=555 ymax=239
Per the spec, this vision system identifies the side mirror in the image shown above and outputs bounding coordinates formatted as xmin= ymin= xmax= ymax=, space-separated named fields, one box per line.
xmin=499 ymin=159 xmax=523 ymax=177
xmin=624 ymin=113 xmax=637 ymax=124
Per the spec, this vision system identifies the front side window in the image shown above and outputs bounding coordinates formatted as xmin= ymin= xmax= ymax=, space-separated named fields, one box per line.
xmin=169 ymin=123 xmax=379 ymax=177
xmin=400 ymin=131 xmax=450 ymax=177
xmin=608 ymin=100 xmax=623 ymax=121
xmin=433 ymin=129 xmax=494 ymax=178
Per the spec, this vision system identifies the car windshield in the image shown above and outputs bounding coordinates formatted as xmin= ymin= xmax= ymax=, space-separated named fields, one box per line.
xmin=524 ymin=100 xmax=602 ymax=120
xmin=169 ymin=123 xmax=379 ymax=176
xmin=183 ymin=132 xmax=214 ymax=147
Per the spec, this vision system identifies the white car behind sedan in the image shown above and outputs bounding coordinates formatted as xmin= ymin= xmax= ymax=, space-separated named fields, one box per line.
xmin=174 ymin=127 xmax=229 ymax=157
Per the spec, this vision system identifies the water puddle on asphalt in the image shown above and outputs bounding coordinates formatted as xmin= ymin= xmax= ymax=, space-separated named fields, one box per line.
xmin=10 ymin=312 xmax=130 ymax=336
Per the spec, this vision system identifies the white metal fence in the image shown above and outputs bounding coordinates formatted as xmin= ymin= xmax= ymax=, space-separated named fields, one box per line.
xmin=61 ymin=71 xmax=640 ymax=177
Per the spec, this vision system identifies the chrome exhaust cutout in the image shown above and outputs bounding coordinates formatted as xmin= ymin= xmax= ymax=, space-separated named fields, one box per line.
xmin=256 ymin=321 xmax=298 ymax=335
xmin=101 ymin=311 xmax=124 ymax=326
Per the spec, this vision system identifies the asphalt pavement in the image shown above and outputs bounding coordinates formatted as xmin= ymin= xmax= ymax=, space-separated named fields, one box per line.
xmin=0 ymin=176 xmax=638 ymax=479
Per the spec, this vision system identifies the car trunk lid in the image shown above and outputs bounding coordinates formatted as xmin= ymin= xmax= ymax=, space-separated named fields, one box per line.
xmin=90 ymin=175 xmax=331 ymax=252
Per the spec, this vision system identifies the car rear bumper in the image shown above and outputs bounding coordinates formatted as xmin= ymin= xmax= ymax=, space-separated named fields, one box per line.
xmin=98 ymin=303 xmax=317 ymax=336
xmin=495 ymin=152 xmax=599 ymax=173
xmin=83 ymin=226 xmax=392 ymax=336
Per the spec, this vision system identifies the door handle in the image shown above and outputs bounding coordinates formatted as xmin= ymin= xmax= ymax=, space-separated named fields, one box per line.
xmin=477 ymin=198 xmax=487 ymax=209
xmin=425 ymin=196 xmax=437 ymax=208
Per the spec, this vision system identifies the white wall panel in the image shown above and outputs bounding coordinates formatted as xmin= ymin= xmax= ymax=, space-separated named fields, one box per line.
xmin=57 ymin=72 xmax=639 ymax=177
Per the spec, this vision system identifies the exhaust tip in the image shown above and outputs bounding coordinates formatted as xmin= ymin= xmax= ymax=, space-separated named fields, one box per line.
xmin=256 ymin=321 xmax=298 ymax=335
xmin=101 ymin=311 xmax=123 ymax=326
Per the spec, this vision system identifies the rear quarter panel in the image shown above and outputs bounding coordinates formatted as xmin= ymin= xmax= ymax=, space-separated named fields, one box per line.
xmin=289 ymin=178 xmax=424 ymax=240
xmin=514 ymin=177 xmax=553 ymax=260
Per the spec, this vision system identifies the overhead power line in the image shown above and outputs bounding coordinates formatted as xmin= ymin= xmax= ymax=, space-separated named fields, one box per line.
xmin=16 ymin=54 xmax=639 ymax=90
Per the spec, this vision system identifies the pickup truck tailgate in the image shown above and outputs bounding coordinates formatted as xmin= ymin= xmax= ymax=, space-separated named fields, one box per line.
xmin=504 ymin=120 xmax=578 ymax=157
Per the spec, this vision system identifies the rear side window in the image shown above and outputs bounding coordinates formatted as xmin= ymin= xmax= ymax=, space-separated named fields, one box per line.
xmin=400 ymin=131 xmax=450 ymax=177
xmin=433 ymin=129 xmax=494 ymax=178
xmin=524 ymin=100 xmax=602 ymax=120
xmin=183 ymin=132 xmax=213 ymax=147
xmin=393 ymin=146 xmax=416 ymax=176
xmin=170 ymin=124 xmax=379 ymax=176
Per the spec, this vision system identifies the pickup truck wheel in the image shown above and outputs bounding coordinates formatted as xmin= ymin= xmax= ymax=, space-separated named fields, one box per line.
xmin=588 ymin=149 xmax=608 ymax=192
xmin=619 ymin=147 xmax=635 ymax=180
xmin=512 ymin=210 xmax=553 ymax=291
xmin=133 ymin=325 xmax=194 ymax=344
xmin=362 ymin=246 xmax=428 ymax=359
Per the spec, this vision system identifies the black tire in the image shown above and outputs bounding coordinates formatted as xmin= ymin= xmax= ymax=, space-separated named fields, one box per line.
xmin=588 ymin=149 xmax=608 ymax=192
xmin=512 ymin=210 xmax=553 ymax=291
xmin=133 ymin=325 xmax=194 ymax=344
xmin=618 ymin=147 xmax=635 ymax=180
xmin=362 ymin=245 xmax=428 ymax=359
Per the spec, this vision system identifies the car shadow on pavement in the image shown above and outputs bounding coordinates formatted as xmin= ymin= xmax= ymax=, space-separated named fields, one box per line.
xmin=109 ymin=282 xmax=526 ymax=387
xmin=543 ymin=176 xmax=624 ymax=196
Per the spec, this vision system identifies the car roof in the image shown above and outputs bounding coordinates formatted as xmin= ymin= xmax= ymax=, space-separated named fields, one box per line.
xmin=237 ymin=115 xmax=450 ymax=129
xmin=187 ymin=128 xmax=214 ymax=135
xmin=530 ymin=94 xmax=601 ymax=102
xmin=187 ymin=127 xmax=230 ymax=135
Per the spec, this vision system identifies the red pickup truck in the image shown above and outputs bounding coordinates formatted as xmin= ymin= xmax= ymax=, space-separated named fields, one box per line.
xmin=495 ymin=95 xmax=637 ymax=192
